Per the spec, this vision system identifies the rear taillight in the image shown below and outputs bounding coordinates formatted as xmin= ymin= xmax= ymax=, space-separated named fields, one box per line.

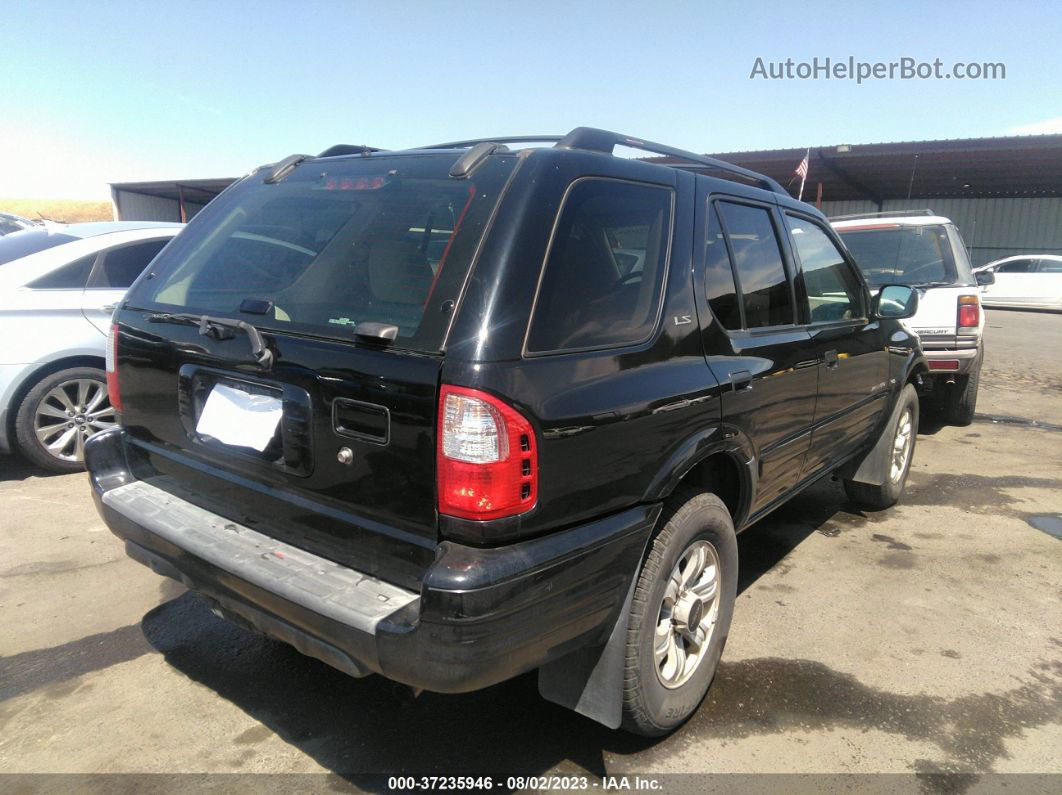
xmin=958 ymin=294 xmax=980 ymax=329
xmin=437 ymin=385 xmax=537 ymax=520
xmin=106 ymin=322 xmax=121 ymax=413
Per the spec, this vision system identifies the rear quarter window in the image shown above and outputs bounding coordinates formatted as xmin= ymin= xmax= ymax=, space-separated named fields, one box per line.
xmin=526 ymin=178 xmax=673 ymax=353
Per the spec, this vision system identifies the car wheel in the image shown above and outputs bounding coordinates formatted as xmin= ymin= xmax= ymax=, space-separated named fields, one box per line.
xmin=621 ymin=490 xmax=738 ymax=736
xmin=844 ymin=383 xmax=918 ymax=511
xmin=944 ymin=352 xmax=981 ymax=426
xmin=14 ymin=367 xmax=117 ymax=473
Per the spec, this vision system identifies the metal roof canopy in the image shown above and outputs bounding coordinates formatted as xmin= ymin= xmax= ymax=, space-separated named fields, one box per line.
xmin=110 ymin=177 xmax=234 ymax=203
xmin=672 ymin=134 xmax=1062 ymax=205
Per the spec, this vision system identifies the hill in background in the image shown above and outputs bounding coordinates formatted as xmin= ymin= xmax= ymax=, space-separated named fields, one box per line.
xmin=0 ymin=199 xmax=113 ymax=223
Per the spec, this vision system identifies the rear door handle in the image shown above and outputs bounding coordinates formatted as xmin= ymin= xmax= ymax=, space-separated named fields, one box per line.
xmin=824 ymin=349 xmax=839 ymax=369
xmin=729 ymin=369 xmax=752 ymax=391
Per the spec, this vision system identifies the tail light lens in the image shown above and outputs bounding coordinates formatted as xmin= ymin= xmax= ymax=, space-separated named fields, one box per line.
xmin=437 ymin=385 xmax=537 ymax=520
xmin=958 ymin=295 xmax=980 ymax=329
xmin=106 ymin=322 xmax=122 ymax=413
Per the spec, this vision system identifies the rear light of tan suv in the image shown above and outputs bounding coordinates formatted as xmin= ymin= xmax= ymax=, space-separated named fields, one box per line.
xmin=958 ymin=294 xmax=980 ymax=330
xmin=437 ymin=385 xmax=537 ymax=520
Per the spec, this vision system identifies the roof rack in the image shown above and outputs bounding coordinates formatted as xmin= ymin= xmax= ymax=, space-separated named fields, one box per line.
xmin=333 ymin=128 xmax=787 ymax=194
xmin=317 ymin=144 xmax=384 ymax=158
xmin=420 ymin=135 xmax=564 ymax=149
xmin=829 ymin=209 xmax=937 ymax=221
xmin=554 ymin=127 xmax=787 ymax=194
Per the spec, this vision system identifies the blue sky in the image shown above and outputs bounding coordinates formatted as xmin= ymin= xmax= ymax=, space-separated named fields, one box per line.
xmin=3 ymin=0 xmax=1060 ymax=198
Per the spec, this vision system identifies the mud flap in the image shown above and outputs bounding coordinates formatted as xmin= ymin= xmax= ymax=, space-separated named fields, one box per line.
xmin=537 ymin=573 xmax=639 ymax=729
xmin=844 ymin=388 xmax=907 ymax=486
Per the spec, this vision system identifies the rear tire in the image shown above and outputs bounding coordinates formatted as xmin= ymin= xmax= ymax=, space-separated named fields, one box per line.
xmin=944 ymin=353 xmax=981 ymax=426
xmin=14 ymin=367 xmax=116 ymax=473
xmin=621 ymin=490 xmax=737 ymax=737
xmin=844 ymin=383 xmax=918 ymax=511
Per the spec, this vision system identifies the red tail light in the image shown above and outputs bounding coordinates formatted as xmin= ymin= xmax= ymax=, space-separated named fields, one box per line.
xmin=958 ymin=295 xmax=980 ymax=329
xmin=437 ymin=385 xmax=537 ymax=520
xmin=106 ymin=323 xmax=122 ymax=413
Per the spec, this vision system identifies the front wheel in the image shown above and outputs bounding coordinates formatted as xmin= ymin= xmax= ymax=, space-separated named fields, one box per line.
xmin=14 ymin=367 xmax=117 ymax=473
xmin=621 ymin=490 xmax=738 ymax=736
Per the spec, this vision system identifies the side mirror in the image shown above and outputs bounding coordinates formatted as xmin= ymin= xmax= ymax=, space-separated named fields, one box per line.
xmin=976 ymin=270 xmax=996 ymax=286
xmin=873 ymin=284 xmax=919 ymax=320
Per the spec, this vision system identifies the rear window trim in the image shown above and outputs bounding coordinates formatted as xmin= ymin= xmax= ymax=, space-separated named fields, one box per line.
xmin=521 ymin=175 xmax=676 ymax=359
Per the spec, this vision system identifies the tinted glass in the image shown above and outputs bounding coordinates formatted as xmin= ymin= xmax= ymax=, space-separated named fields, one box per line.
xmin=527 ymin=179 xmax=672 ymax=353
xmin=704 ymin=205 xmax=741 ymax=329
xmin=0 ymin=229 xmax=77 ymax=265
xmin=838 ymin=224 xmax=956 ymax=287
xmin=0 ymin=219 xmax=24 ymax=235
xmin=136 ymin=155 xmax=513 ymax=352
xmin=717 ymin=202 xmax=792 ymax=328
xmin=786 ymin=215 xmax=863 ymax=323
xmin=997 ymin=259 xmax=1034 ymax=273
xmin=1038 ymin=258 xmax=1062 ymax=273
xmin=28 ymin=254 xmax=96 ymax=289
xmin=90 ymin=239 xmax=168 ymax=288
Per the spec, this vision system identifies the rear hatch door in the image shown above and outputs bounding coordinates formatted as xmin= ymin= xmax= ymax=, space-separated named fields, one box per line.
xmin=116 ymin=151 xmax=515 ymax=588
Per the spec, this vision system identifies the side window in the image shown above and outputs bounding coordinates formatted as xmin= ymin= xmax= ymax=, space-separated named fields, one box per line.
xmin=89 ymin=239 xmax=169 ymax=289
xmin=1037 ymin=258 xmax=1062 ymax=273
xmin=27 ymin=254 xmax=96 ymax=289
xmin=716 ymin=201 xmax=793 ymax=328
xmin=785 ymin=215 xmax=864 ymax=323
xmin=704 ymin=205 xmax=742 ymax=329
xmin=526 ymin=179 xmax=672 ymax=353
xmin=997 ymin=259 xmax=1033 ymax=274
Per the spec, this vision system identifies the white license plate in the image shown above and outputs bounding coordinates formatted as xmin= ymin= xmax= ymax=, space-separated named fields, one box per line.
xmin=195 ymin=383 xmax=282 ymax=452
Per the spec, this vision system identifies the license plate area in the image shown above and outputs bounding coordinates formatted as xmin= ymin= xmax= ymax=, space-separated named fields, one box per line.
xmin=178 ymin=364 xmax=314 ymax=477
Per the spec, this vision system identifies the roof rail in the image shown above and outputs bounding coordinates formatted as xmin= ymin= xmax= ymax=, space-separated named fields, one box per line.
xmin=420 ymin=135 xmax=564 ymax=149
xmin=318 ymin=144 xmax=384 ymax=158
xmin=829 ymin=209 xmax=937 ymax=221
xmin=555 ymin=127 xmax=788 ymax=195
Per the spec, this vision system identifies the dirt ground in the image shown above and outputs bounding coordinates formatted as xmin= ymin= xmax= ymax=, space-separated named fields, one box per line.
xmin=0 ymin=308 xmax=1059 ymax=789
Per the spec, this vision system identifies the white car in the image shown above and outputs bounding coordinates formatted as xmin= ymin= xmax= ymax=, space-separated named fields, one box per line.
xmin=832 ymin=211 xmax=991 ymax=425
xmin=0 ymin=222 xmax=182 ymax=471
xmin=973 ymin=255 xmax=1062 ymax=311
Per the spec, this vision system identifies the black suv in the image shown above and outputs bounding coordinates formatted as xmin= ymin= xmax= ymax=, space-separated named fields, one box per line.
xmin=86 ymin=128 xmax=925 ymax=736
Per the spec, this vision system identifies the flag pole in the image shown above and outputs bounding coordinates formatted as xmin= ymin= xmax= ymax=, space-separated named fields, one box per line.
xmin=797 ymin=148 xmax=810 ymax=202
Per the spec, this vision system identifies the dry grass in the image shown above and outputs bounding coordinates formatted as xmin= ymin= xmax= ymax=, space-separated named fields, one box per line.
xmin=0 ymin=198 xmax=113 ymax=224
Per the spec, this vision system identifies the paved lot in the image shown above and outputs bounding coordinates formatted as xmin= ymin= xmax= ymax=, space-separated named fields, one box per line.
xmin=0 ymin=309 xmax=1059 ymax=784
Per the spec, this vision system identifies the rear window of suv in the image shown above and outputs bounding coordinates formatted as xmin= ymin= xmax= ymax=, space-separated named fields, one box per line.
xmin=837 ymin=224 xmax=958 ymax=288
xmin=133 ymin=154 xmax=514 ymax=352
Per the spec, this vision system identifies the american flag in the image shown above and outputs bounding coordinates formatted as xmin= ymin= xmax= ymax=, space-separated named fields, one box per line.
xmin=795 ymin=151 xmax=809 ymax=179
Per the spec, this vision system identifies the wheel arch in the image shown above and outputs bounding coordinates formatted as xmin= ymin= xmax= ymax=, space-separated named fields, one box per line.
xmin=5 ymin=354 xmax=107 ymax=441
xmin=643 ymin=427 xmax=754 ymax=529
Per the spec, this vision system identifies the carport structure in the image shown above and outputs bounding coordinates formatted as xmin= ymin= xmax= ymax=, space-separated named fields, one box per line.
xmin=110 ymin=178 xmax=234 ymax=224
xmin=694 ymin=134 xmax=1062 ymax=265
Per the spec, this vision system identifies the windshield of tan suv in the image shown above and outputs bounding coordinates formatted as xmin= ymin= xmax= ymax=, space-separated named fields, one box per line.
xmin=837 ymin=224 xmax=959 ymax=288
xmin=131 ymin=153 xmax=514 ymax=352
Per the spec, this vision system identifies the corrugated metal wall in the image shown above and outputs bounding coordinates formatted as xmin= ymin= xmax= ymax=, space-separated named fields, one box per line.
xmin=820 ymin=197 xmax=1062 ymax=266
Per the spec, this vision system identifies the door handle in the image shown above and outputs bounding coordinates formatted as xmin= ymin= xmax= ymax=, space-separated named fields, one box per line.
xmin=824 ymin=349 xmax=839 ymax=369
xmin=729 ymin=369 xmax=752 ymax=392
xmin=100 ymin=303 xmax=117 ymax=314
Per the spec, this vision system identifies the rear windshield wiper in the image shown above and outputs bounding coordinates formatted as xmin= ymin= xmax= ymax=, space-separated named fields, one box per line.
xmin=148 ymin=312 xmax=274 ymax=368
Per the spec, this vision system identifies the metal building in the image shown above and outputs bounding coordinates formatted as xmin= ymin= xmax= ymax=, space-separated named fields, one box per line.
xmin=701 ymin=134 xmax=1062 ymax=266
xmin=110 ymin=134 xmax=1062 ymax=266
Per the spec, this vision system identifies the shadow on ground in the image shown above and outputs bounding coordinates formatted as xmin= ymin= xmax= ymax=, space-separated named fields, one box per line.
xmin=123 ymin=479 xmax=891 ymax=781
xmin=0 ymin=455 xmax=63 ymax=483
